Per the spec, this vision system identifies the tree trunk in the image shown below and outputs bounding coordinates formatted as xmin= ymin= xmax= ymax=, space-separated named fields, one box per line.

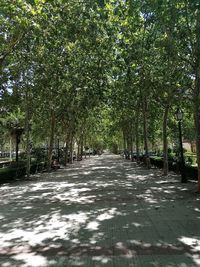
xmin=9 ymin=137 xmax=12 ymax=161
xmin=131 ymin=134 xmax=134 ymax=162
xmin=84 ymin=135 xmax=87 ymax=159
xmin=47 ymin=110 xmax=56 ymax=171
xmin=77 ymin=139 xmax=80 ymax=160
xmin=16 ymin=135 xmax=19 ymax=163
xmin=163 ymin=105 xmax=169 ymax=176
xmin=57 ymin=138 xmax=60 ymax=163
xmin=135 ymin=109 xmax=140 ymax=163
xmin=142 ymin=95 xmax=150 ymax=169
xmin=123 ymin=130 xmax=126 ymax=152
xmin=69 ymin=134 xmax=74 ymax=164
xmin=80 ymin=133 xmax=84 ymax=159
xmin=25 ymin=104 xmax=31 ymax=178
xmin=126 ymin=136 xmax=130 ymax=160
xmin=64 ymin=136 xmax=69 ymax=166
xmin=194 ymin=10 xmax=200 ymax=192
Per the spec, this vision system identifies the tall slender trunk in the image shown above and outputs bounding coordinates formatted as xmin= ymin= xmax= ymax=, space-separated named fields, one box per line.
xmin=126 ymin=136 xmax=130 ymax=160
xmin=64 ymin=126 xmax=69 ymax=166
xmin=142 ymin=95 xmax=150 ymax=169
xmin=194 ymin=10 xmax=200 ymax=191
xmin=80 ymin=133 xmax=84 ymax=159
xmin=25 ymin=102 xmax=31 ymax=178
xmin=69 ymin=132 xmax=74 ymax=164
xmin=77 ymin=139 xmax=80 ymax=160
xmin=57 ymin=138 xmax=60 ymax=162
xmin=140 ymin=18 xmax=150 ymax=168
xmin=84 ymin=135 xmax=87 ymax=159
xmin=163 ymin=105 xmax=169 ymax=176
xmin=123 ymin=130 xmax=126 ymax=151
xmin=9 ymin=137 xmax=12 ymax=161
xmin=47 ymin=110 xmax=56 ymax=171
xmin=64 ymin=135 xmax=69 ymax=166
xmin=130 ymin=133 xmax=134 ymax=162
xmin=16 ymin=135 xmax=19 ymax=163
xmin=194 ymin=101 xmax=200 ymax=192
xmin=135 ymin=109 xmax=140 ymax=163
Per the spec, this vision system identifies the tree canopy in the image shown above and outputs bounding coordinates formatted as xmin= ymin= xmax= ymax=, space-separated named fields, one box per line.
xmin=1 ymin=0 xmax=200 ymax=189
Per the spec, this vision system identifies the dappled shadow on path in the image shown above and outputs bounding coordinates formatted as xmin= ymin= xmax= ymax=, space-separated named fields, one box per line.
xmin=0 ymin=154 xmax=200 ymax=266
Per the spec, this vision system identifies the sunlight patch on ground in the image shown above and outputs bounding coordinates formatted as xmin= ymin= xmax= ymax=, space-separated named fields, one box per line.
xmin=156 ymin=179 xmax=179 ymax=184
xmin=185 ymin=254 xmax=200 ymax=267
xmin=97 ymin=208 xmax=122 ymax=220
xmin=90 ymin=166 xmax=116 ymax=170
xmin=161 ymin=189 xmax=176 ymax=194
xmin=144 ymin=198 xmax=158 ymax=204
xmin=188 ymin=254 xmax=200 ymax=266
xmin=1 ymin=155 xmax=200 ymax=266
xmin=92 ymin=256 xmax=112 ymax=264
xmin=194 ymin=208 xmax=200 ymax=213
xmin=64 ymin=212 xmax=88 ymax=224
xmin=55 ymin=183 xmax=77 ymax=189
xmin=0 ymin=224 xmax=67 ymax=247
xmin=131 ymin=175 xmax=149 ymax=181
xmin=82 ymin=171 xmax=91 ymax=175
xmin=89 ymin=232 xmax=104 ymax=244
xmin=53 ymin=188 xmax=93 ymax=203
xmin=86 ymin=208 xmax=122 ymax=231
xmin=13 ymin=253 xmax=49 ymax=267
xmin=86 ymin=221 xmax=100 ymax=231
xmin=131 ymin=222 xmax=142 ymax=227
xmin=136 ymin=193 xmax=158 ymax=204
xmin=22 ymin=206 xmax=33 ymax=210
xmin=0 ymin=212 xmax=89 ymax=248
xmin=179 ymin=237 xmax=200 ymax=252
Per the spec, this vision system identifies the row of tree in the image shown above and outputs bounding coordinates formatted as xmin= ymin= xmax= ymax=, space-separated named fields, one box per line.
xmin=0 ymin=0 xmax=200 ymax=190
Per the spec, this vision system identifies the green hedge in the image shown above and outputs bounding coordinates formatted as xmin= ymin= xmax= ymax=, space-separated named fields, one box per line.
xmin=0 ymin=162 xmax=47 ymax=184
xmin=0 ymin=166 xmax=26 ymax=183
xmin=150 ymin=157 xmax=198 ymax=180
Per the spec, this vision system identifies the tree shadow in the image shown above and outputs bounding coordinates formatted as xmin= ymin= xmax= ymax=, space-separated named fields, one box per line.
xmin=0 ymin=154 xmax=200 ymax=266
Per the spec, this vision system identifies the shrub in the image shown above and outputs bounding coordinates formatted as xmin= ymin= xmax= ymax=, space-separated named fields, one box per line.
xmin=168 ymin=148 xmax=172 ymax=154
xmin=31 ymin=148 xmax=47 ymax=162
xmin=168 ymin=153 xmax=175 ymax=162
xmin=0 ymin=166 xmax=26 ymax=183
xmin=150 ymin=157 xmax=198 ymax=180
xmin=0 ymin=161 xmax=47 ymax=184
xmin=185 ymin=156 xmax=193 ymax=166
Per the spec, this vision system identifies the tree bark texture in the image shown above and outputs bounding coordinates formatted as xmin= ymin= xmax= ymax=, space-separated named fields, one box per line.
xmin=25 ymin=102 xmax=31 ymax=178
xmin=163 ymin=105 xmax=169 ymax=176
xmin=194 ymin=10 xmax=200 ymax=191
xmin=64 ymin=135 xmax=69 ymax=166
xmin=142 ymin=95 xmax=150 ymax=169
xmin=135 ymin=109 xmax=140 ymax=163
xmin=69 ymin=133 xmax=74 ymax=164
xmin=47 ymin=110 xmax=56 ymax=171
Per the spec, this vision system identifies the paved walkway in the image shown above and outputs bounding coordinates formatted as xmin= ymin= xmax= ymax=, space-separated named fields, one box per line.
xmin=0 ymin=153 xmax=200 ymax=267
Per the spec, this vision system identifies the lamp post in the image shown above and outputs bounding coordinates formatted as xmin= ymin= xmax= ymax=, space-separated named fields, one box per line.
xmin=175 ymin=108 xmax=187 ymax=183
xmin=10 ymin=124 xmax=24 ymax=163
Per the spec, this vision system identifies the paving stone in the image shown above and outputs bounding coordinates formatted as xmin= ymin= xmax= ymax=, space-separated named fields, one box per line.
xmin=0 ymin=153 xmax=200 ymax=266
xmin=152 ymin=255 xmax=198 ymax=267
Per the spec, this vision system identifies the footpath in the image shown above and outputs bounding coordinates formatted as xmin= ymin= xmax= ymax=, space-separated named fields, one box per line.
xmin=0 ymin=153 xmax=200 ymax=267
